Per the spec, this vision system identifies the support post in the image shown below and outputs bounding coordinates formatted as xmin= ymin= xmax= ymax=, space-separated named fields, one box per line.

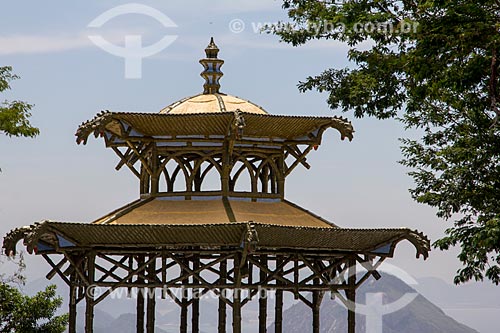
xmin=258 ymin=255 xmax=268 ymax=333
xmin=312 ymin=277 xmax=321 ymax=333
xmin=348 ymin=257 xmax=357 ymax=333
xmin=137 ymin=256 xmax=145 ymax=333
xmin=274 ymin=256 xmax=283 ymax=333
xmin=277 ymin=154 xmax=285 ymax=199
xmin=192 ymin=256 xmax=200 ymax=333
xmin=68 ymin=272 xmax=77 ymax=333
xmin=85 ymin=253 xmax=95 ymax=333
xmin=218 ymin=259 xmax=227 ymax=333
xmin=180 ymin=258 xmax=188 ymax=333
xmin=150 ymin=145 xmax=159 ymax=194
xmin=232 ymin=254 xmax=242 ymax=333
xmin=146 ymin=255 xmax=156 ymax=333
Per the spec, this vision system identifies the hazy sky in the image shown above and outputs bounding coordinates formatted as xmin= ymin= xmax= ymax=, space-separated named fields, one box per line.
xmin=0 ymin=0 xmax=472 ymax=286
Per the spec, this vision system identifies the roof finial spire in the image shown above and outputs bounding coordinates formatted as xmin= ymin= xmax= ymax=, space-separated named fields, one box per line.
xmin=200 ymin=37 xmax=224 ymax=94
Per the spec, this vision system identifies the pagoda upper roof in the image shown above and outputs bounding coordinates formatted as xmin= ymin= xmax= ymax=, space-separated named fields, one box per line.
xmin=76 ymin=110 xmax=354 ymax=145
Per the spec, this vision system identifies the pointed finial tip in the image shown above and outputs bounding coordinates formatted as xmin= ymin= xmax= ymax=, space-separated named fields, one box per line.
xmin=200 ymin=37 xmax=224 ymax=94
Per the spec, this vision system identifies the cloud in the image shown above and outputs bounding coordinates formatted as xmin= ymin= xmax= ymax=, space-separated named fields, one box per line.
xmin=0 ymin=34 xmax=93 ymax=55
xmin=0 ymin=29 xmax=147 ymax=56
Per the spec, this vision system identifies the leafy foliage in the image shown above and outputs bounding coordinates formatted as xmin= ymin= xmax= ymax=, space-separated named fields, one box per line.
xmin=0 ymin=253 xmax=68 ymax=332
xmin=0 ymin=252 xmax=26 ymax=286
xmin=0 ymin=66 xmax=39 ymax=138
xmin=0 ymin=283 xmax=68 ymax=333
xmin=271 ymin=0 xmax=500 ymax=284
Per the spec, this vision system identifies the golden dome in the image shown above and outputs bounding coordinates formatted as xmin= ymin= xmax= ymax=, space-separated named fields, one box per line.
xmin=159 ymin=38 xmax=268 ymax=115
xmin=159 ymin=93 xmax=268 ymax=115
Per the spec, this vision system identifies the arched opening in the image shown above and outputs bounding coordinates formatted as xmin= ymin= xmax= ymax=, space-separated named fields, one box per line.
xmin=198 ymin=159 xmax=222 ymax=191
xmin=158 ymin=158 xmax=188 ymax=192
xmin=230 ymin=160 xmax=254 ymax=192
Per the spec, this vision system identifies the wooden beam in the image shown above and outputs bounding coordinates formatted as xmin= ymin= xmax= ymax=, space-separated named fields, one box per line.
xmin=284 ymin=144 xmax=313 ymax=176
xmin=312 ymin=276 xmax=323 ymax=333
xmin=259 ymin=255 xmax=268 ymax=333
xmin=111 ymin=146 xmax=141 ymax=178
xmin=85 ymin=253 xmax=95 ymax=333
xmin=274 ymin=256 xmax=283 ymax=333
xmin=180 ymin=258 xmax=188 ymax=333
xmin=146 ymin=256 xmax=156 ymax=333
xmin=348 ymin=257 xmax=356 ymax=333
xmin=218 ymin=260 xmax=227 ymax=333
xmin=192 ymin=256 xmax=200 ymax=333
xmin=42 ymin=254 xmax=70 ymax=285
xmin=137 ymin=256 xmax=145 ymax=333
xmin=68 ymin=273 xmax=77 ymax=333
xmin=232 ymin=254 xmax=242 ymax=333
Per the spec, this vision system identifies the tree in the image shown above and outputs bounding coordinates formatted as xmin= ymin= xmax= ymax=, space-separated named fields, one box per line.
xmin=270 ymin=0 xmax=500 ymax=284
xmin=0 ymin=66 xmax=39 ymax=138
xmin=0 ymin=253 xmax=68 ymax=332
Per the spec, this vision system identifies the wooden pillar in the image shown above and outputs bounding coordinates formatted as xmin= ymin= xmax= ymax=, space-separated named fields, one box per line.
xmin=150 ymin=145 xmax=159 ymax=194
xmin=180 ymin=258 xmax=188 ymax=333
xmin=192 ymin=256 xmax=200 ymax=333
xmin=232 ymin=254 xmax=242 ymax=333
xmin=140 ymin=165 xmax=150 ymax=195
xmin=85 ymin=253 xmax=95 ymax=333
xmin=277 ymin=155 xmax=285 ymax=199
xmin=137 ymin=256 xmax=145 ymax=333
xmin=348 ymin=257 xmax=357 ymax=333
xmin=274 ymin=256 xmax=283 ymax=333
xmin=218 ymin=260 xmax=227 ymax=333
xmin=312 ymin=276 xmax=321 ymax=333
xmin=68 ymin=272 xmax=77 ymax=333
xmin=258 ymin=255 xmax=268 ymax=333
xmin=146 ymin=256 xmax=156 ymax=333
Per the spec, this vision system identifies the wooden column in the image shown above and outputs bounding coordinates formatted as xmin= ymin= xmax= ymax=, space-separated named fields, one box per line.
xmin=277 ymin=154 xmax=285 ymax=199
xmin=146 ymin=256 xmax=156 ymax=333
xmin=312 ymin=276 xmax=321 ymax=333
xmin=85 ymin=253 xmax=95 ymax=333
xmin=258 ymin=255 xmax=268 ymax=333
xmin=274 ymin=256 xmax=283 ymax=333
xmin=137 ymin=256 xmax=145 ymax=333
xmin=150 ymin=145 xmax=159 ymax=194
xmin=218 ymin=260 xmax=227 ymax=333
xmin=192 ymin=256 xmax=200 ymax=333
xmin=347 ymin=257 xmax=357 ymax=333
xmin=232 ymin=254 xmax=242 ymax=333
xmin=68 ymin=272 xmax=77 ymax=333
xmin=221 ymin=137 xmax=232 ymax=196
xmin=140 ymin=165 xmax=150 ymax=195
xmin=180 ymin=258 xmax=188 ymax=333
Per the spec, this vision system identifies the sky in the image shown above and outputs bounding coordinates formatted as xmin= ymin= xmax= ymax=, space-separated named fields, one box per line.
xmin=0 ymin=0 xmax=487 ymax=296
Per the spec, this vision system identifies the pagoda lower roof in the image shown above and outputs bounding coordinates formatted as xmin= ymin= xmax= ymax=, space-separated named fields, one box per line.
xmin=3 ymin=197 xmax=430 ymax=259
xmin=3 ymin=221 xmax=429 ymax=258
xmin=75 ymin=111 xmax=354 ymax=144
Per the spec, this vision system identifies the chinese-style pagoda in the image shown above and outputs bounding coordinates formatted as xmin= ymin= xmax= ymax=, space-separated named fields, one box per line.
xmin=3 ymin=38 xmax=429 ymax=333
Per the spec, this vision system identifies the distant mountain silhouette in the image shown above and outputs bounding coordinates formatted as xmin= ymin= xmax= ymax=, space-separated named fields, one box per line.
xmin=25 ymin=273 xmax=484 ymax=332
xmin=268 ymin=273 xmax=478 ymax=333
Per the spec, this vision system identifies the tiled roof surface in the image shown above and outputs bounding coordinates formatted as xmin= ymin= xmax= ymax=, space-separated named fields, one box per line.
xmin=3 ymin=220 xmax=430 ymax=259
xmin=76 ymin=111 xmax=354 ymax=144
